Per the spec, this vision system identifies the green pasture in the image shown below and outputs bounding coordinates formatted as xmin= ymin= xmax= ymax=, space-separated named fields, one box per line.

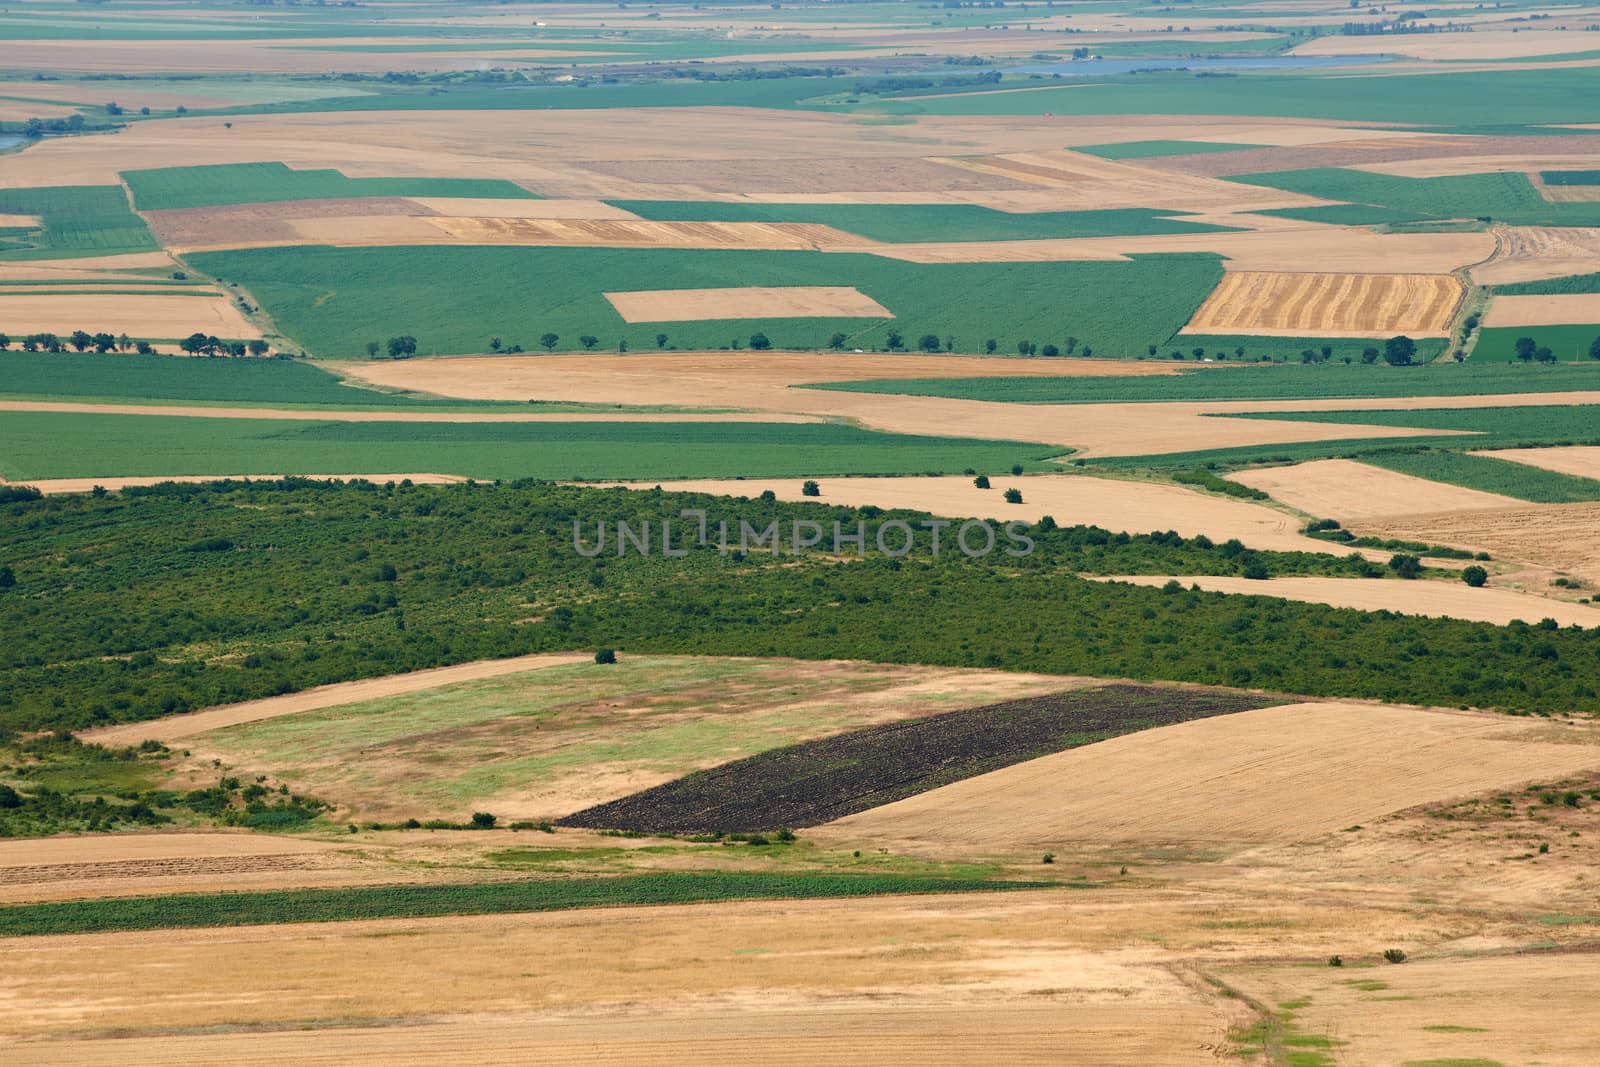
xmin=123 ymin=162 xmax=538 ymax=210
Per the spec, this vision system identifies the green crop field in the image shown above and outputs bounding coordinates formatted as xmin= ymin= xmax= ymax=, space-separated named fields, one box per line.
xmin=0 ymin=872 xmax=1046 ymax=936
xmin=1229 ymin=168 xmax=1600 ymax=226
xmin=1072 ymin=139 xmax=1265 ymax=159
xmin=0 ymin=411 xmax=1064 ymax=482
xmin=1474 ymin=326 xmax=1600 ymax=361
xmin=1363 ymin=450 xmax=1600 ymax=503
xmin=1541 ymin=170 xmax=1600 ymax=185
xmin=0 ymin=351 xmax=534 ymax=408
xmin=829 ymin=67 xmax=1600 ymax=127
xmin=805 ymin=357 xmax=1577 ymax=404
xmin=1493 ymin=272 xmax=1600 ymax=295
xmin=187 ymin=245 xmax=1223 ymax=358
xmin=605 ymin=201 xmax=1236 ymax=242
xmin=122 ymin=162 xmax=540 ymax=211
xmin=0 ymin=185 xmax=158 ymax=260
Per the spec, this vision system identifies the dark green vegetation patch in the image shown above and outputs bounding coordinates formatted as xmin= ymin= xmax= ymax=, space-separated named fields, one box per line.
xmin=606 ymin=201 xmax=1236 ymax=243
xmin=0 ymin=186 xmax=158 ymax=260
xmin=0 ymin=872 xmax=1046 ymax=937
xmin=1541 ymin=170 xmax=1600 ymax=186
xmin=186 ymin=245 xmax=1223 ymax=357
xmin=1474 ymin=325 xmax=1600 ymax=362
xmin=561 ymin=684 xmax=1281 ymax=834
xmin=4 ymin=482 xmax=1598 ymax=744
xmin=1492 ymin=272 xmax=1600 ymax=296
xmin=123 ymin=162 xmax=539 ymax=211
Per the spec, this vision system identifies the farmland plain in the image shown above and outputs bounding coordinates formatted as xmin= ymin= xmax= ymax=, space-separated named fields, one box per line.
xmin=9 ymin=0 xmax=1600 ymax=1062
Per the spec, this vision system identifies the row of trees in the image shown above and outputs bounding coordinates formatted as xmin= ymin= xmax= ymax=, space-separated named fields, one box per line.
xmin=1513 ymin=335 xmax=1600 ymax=363
xmin=0 ymin=331 xmax=277 ymax=357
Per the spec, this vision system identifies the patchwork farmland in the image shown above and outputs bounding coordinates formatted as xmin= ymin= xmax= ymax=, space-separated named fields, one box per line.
xmin=7 ymin=1 xmax=1600 ymax=1063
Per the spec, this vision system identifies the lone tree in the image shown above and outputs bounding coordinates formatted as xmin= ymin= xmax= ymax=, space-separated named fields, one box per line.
xmin=828 ymin=333 xmax=848 ymax=350
xmin=973 ymin=474 xmax=991 ymax=489
xmin=885 ymin=329 xmax=904 ymax=351
xmin=386 ymin=335 xmax=417 ymax=359
xmin=365 ymin=340 xmax=379 ymax=358
xmin=540 ymin=333 xmax=559 ymax=350
xmin=1388 ymin=553 xmax=1423 ymax=579
xmin=749 ymin=332 xmax=772 ymax=350
xmin=656 ymin=332 xmax=669 ymax=348
xmin=984 ymin=338 xmax=997 ymax=354
xmin=1514 ymin=335 xmax=1538 ymax=361
xmin=69 ymin=330 xmax=92 ymax=352
xmin=1591 ymin=335 xmax=1600 ymax=360
xmin=247 ymin=339 xmax=269 ymax=356
xmin=1003 ymin=487 xmax=1023 ymax=504
xmin=489 ymin=336 xmax=502 ymax=351
xmin=1383 ymin=335 xmax=1417 ymax=366
xmin=579 ymin=335 xmax=599 ymax=350
xmin=918 ymin=333 xmax=941 ymax=353
xmin=594 ymin=648 xmax=617 ymax=664
xmin=1040 ymin=343 xmax=1060 ymax=357
xmin=470 ymin=812 xmax=497 ymax=829
xmin=801 ymin=479 xmax=820 ymax=497
xmin=1536 ymin=345 xmax=1556 ymax=364
xmin=1462 ymin=565 xmax=1488 ymax=588
xmin=1361 ymin=346 xmax=1380 ymax=364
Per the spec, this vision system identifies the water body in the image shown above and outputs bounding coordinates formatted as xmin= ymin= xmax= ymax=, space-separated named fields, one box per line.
xmin=1000 ymin=55 xmax=1396 ymax=77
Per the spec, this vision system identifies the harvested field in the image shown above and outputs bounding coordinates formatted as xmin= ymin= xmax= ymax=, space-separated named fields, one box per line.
xmin=153 ymin=656 xmax=1076 ymax=821
xmin=419 ymin=215 xmax=862 ymax=250
xmin=1183 ymin=271 xmax=1460 ymax=337
xmin=143 ymin=196 xmax=435 ymax=250
xmin=568 ymin=156 xmax=1034 ymax=194
xmin=816 ymin=701 xmax=1600 ymax=850
xmin=1474 ymin=444 xmax=1600 ymax=479
xmin=1485 ymin=292 xmax=1600 ymax=326
xmin=561 ymin=684 xmax=1280 ymax=834
xmin=610 ymin=474 xmax=1388 ymax=556
xmin=1101 ymin=574 xmax=1600 ymax=627
xmin=340 ymin=355 xmax=1488 ymax=458
xmin=1230 ymin=952 xmax=1600 ymax=1067
xmin=0 ymin=891 xmax=1230 ymax=1060
xmin=0 ymin=1000 xmax=1220 ymax=1067
xmin=0 ymin=292 xmax=260 ymax=338
xmin=1474 ymin=226 xmax=1600 ymax=285
xmin=605 ymin=286 xmax=891 ymax=323
xmin=1367 ymin=501 xmax=1600 ymax=582
xmin=1142 ymin=133 xmax=1600 ymax=179
xmin=870 ymin=227 xmax=1492 ymax=272
xmin=84 ymin=651 xmax=590 ymax=747
xmin=407 ymin=197 xmax=636 ymax=219
xmin=1226 ymin=458 xmax=1521 ymax=522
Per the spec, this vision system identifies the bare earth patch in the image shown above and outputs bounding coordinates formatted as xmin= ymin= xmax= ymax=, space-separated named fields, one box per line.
xmin=1366 ymin=501 xmax=1600 ymax=583
xmin=605 ymin=286 xmax=891 ymax=323
xmin=1473 ymin=226 xmax=1600 ymax=285
xmin=1100 ymin=574 xmax=1600 ymax=627
xmin=1473 ymin=444 xmax=1600 ymax=479
xmin=0 ymin=292 xmax=261 ymax=338
xmin=1183 ymin=271 xmax=1460 ymax=336
xmin=814 ymin=702 xmax=1600 ymax=850
xmin=1226 ymin=458 xmax=1521 ymax=522
xmin=1485 ymin=292 xmax=1600 ymax=327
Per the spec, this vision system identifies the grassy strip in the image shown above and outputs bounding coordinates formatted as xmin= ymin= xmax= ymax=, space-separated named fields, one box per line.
xmin=0 ymin=872 xmax=1047 ymax=937
xmin=1474 ymin=327 xmax=1600 ymax=362
xmin=0 ymin=411 xmax=1065 ymax=482
xmin=1252 ymin=203 xmax=1432 ymax=226
xmin=804 ymin=360 xmax=1585 ymax=404
xmin=1362 ymin=450 xmax=1600 ymax=503
xmin=1229 ymin=168 xmax=1600 ymax=226
xmin=123 ymin=162 xmax=538 ymax=211
xmin=605 ymin=201 xmax=1236 ymax=242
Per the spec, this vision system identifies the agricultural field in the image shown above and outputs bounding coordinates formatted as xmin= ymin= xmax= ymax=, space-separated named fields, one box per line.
xmin=122 ymin=162 xmax=539 ymax=210
xmin=185 ymin=245 xmax=1224 ymax=357
xmin=11 ymin=0 xmax=1600 ymax=1061
xmin=1182 ymin=271 xmax=1460 ymax=337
